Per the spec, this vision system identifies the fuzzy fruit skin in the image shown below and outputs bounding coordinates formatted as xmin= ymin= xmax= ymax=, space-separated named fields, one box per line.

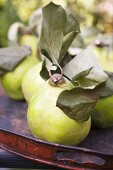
xmin=1 ymin=56 xmax=37 ymax=100
xmin=22 ymin=62 xmax=45 ymax=103
xmin=28 ymin=81 xmax=91 ymax=146
xmin=92 ymin=95 xmax=113 ymax=128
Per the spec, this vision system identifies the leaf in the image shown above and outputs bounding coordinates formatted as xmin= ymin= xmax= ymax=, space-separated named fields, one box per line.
xmin=70 ymin=34 xmax=86 ymax=49
xmin=40 ymin=59 xmax=49 ymax=81
xmin=59 ymin=32 xmax=77 ymax=64
xmin=63 ymin=48 xmax=108 ymax=88
xmin=72 ymin=67 xmax=93 ymax=81
xmin=0 ymin=45 xmax=31 ymax=74
xmin=105 ymin=71 xmax=113 ymax=81
xmin=58 ymin=14 xmax=80 ymax=64
xmin=77 ymin=78 xmax=99 ymax=89
xmin=41 ymin=49 xmax=52 ymax=63
xmin=100 ymin=75 xmax=113 ymax=98
xmin=56 ymin=82 xmax=105 ymax=122
xmin=40 ymin=2 xmax=67 ymax=64
xmin=60 ymin=52 xmax=73 ymax=68
xmin=71 ymin=68 xmax=95 ymax=88
xmin=64 ymin=14 xmax=80 ymax=35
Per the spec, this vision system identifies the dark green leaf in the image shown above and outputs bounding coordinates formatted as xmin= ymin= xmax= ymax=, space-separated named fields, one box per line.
xmin=105 ymin=71 xmax=113 ymax=81
xmin=70 ymin=34 xmax=86 ymax=49
xmin=49 ymin=64 xmax=62 ymax=75
xmin=60 ymin=52 xmax=73 ymax=68
xmin=40 ymin=59 xmax=49 ymax=81
xmin=41 ymin=49 xmax=52 ymax=62
xmin=100 ymin=77 xmax=113 ymax=98
xmin=40 ymin=2 xmax=67 ymax=64
xmin=72 ymin=67 xmax=93 ymax=81
xmin=58 ymin=14 xmax=80 ymax=64
xmin=63 ymin=48 xmax=107 ymax=88
xmin=100 ymin=71 xmax=113 ymax=97
xmin=59 ymin=31 xmax=77 ymax=64
xmin=0 ymin=45 xmax=31 ymax=74
xmin=71 ymin=68 xmax=100 ymax=89
xmin=56 ymin=82 xmax=105 ymax=122
xmin=64 ymin=14 xmax=80 ymax=35
xmin=77 ymin=78 xmax=99 ymax=89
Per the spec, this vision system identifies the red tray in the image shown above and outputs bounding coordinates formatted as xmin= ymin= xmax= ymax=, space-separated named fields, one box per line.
xmin=0 ymin=86 xmax=113 ymax=170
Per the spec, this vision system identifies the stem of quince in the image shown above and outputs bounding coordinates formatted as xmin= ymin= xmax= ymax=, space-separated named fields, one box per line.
xmin=49 ymin=64 xmax=65 ymax=86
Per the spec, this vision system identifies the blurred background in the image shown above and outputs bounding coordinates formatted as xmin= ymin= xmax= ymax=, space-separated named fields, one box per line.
xmin=0 ymin=0 xmax=113 ymax=73
xmin=0 ymin=0 xmax=113 ymax=47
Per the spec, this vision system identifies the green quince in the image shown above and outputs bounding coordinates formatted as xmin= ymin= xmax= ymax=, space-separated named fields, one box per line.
xmin=22 ymin=62 xmax=45 ymax=103
xmin=1 ymin=56 xmax=37 ymax=100
xmin=20 ymin=34 xmax=40 ymax=62
xmin=28 ymin=80 xmax=91 ymax=145
xmin=92 ymin=95 xmax=113 ymax=128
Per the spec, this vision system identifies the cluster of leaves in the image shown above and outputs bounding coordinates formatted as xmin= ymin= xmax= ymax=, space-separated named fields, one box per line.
xmin=39 ymin=2 xmax=108 ymax=122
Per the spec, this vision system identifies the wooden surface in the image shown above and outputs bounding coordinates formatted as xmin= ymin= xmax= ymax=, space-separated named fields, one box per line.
xmin=0 ymin=148 xmax=61 ymax=169
xmin=0 ymin=148 xmax=109 ymax=170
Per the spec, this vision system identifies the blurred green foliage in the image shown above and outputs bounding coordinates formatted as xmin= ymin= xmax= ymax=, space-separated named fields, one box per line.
xmin=0 ymin=0 xmax=113 ymax=47
xmin=0 ymin=0 xmax=20 ymax=47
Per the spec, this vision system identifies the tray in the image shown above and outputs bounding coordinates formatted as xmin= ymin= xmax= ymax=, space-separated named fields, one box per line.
xmin=0 ymin=87 xmax=113 ymax=170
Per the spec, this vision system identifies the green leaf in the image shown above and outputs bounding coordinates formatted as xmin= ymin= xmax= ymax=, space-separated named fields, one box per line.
xmin=58 ymin=14 xmax=80 ymax=64
xmin=72 ymin=67 xmax=93 ymax=81
xmin=64 ymin=14 xmax=80 ymax=35
xmin=100 ymin=73 xmax=113 ymax=98
xmin=71 ymin=68 xmax=95 ymax=88
xmin=40 ymin=3 xmax=80 ymax=71
xmin=40 ymin=59 xmax=49 ymax=81
xmin=77 ymin=78 xmax=99 ymax=89
xmin=63 ymin=48 xmax=108 ymax=88
xmin=105 ymin=71 xmax=113 ymax=81
xmin=40 ymin=2 xmax=67 ymax=64
xmin=41 ymin=49 xmax=52 ymax=63
xmin=56 ymin=82 xmax=105 ymax=122
xmin=0 ymin=45 xmax=31 ymax=75
xmin=60 ymin=52 xmax=73 ymax=68
xmin=70 ymin=34 xmax=86 ymax=49
xmin=59 ymin=32 xmax=77 ymax=64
